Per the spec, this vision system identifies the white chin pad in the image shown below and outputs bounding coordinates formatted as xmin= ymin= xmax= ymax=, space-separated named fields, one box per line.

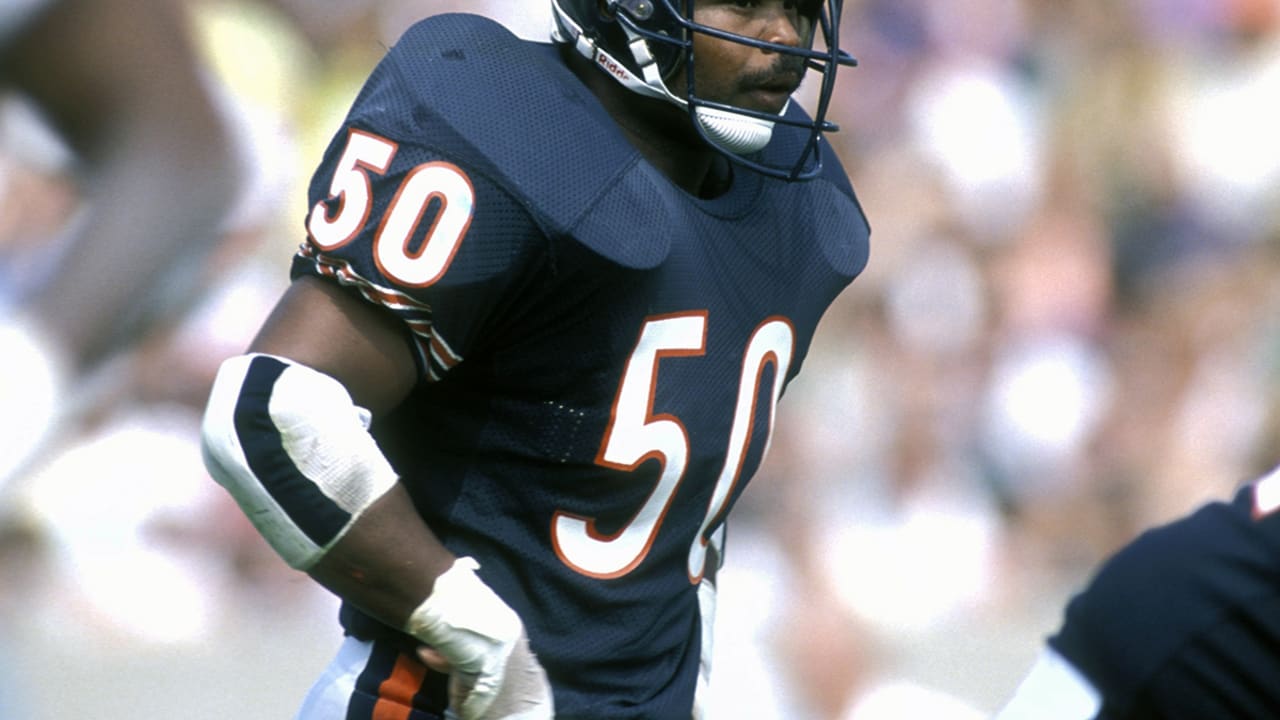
xmin=695 ymin=105 xmax=777 ymax=155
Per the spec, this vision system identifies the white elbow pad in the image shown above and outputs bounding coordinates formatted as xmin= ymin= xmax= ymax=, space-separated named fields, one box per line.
xmin=200 ymin=353 xmax=399 ymax=571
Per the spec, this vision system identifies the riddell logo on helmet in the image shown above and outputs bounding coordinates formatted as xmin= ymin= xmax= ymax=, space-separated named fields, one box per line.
xmin=596 ymin=53 xmax=634 ymax=82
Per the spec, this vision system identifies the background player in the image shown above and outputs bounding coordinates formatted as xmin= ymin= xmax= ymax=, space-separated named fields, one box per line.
xmin=996 ymin=463 xmax=1280 ymax=719
xmin=0 ymin=0 xmax=237 ymax=488
xmin=0 ymin=1 xmax=238 ymax=715
xmin=199 ymin=0 xmax=866 ymax=717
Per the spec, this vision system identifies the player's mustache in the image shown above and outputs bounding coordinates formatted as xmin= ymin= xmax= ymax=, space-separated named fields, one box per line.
xmin=739 ymin=54 xmax=808 ymax=93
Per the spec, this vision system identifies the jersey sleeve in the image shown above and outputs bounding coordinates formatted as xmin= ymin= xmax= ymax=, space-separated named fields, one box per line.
xmin=290 ymin=46 xmax=547 ymax=383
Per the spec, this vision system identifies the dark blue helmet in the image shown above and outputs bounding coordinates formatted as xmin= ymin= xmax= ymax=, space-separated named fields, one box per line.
xmin=550 ymin=0 xmax=857 ymax=180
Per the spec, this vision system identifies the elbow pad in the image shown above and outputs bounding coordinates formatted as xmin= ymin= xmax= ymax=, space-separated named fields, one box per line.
xmin=200 ymin=353 xmax=398 ymax=571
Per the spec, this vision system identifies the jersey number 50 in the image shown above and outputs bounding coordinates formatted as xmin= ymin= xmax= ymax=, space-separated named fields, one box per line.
xmin=306 ymin=129 xmax=473 ymax=288
xmin=553 ymin=313 xmax=795 ymax=584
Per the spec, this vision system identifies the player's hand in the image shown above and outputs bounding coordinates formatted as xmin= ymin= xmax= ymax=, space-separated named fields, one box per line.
xmin=405 ymin=557 xmax=554 ymax=719
xmin=418 ymin=629 xmax=554 ymax=719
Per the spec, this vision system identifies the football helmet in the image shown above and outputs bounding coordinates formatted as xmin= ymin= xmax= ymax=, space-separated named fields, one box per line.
xmin=550 ymin=0 xmax=856 ymax=180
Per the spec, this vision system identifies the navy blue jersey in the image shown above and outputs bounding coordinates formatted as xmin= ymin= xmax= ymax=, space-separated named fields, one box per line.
xmin=1045 ymin=472 xmax=1280 ymax=719
xmin=291 ymin=13 xmax=869 ymax=719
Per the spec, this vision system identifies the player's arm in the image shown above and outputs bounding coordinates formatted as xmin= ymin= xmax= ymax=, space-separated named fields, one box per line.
xmin=1 ymin=0 xmax=237 ymax=369
xmin=228 ymin=275 xmax=449 ymax=619
xmin=200 ymin=275 xmax=552 ymax=719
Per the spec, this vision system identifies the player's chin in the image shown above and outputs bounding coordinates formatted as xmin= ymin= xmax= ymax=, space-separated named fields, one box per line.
xmin=740 ymin=89 xmax=792 ymax=116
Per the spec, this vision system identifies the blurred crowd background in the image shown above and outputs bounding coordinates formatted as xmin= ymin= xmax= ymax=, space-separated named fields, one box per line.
xmin=2 ymin=1 xmax=1280 ymax=718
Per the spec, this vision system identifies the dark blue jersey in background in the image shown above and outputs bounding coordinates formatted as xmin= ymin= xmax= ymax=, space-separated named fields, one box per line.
xmin=998 ymin=467 xmax=1280 ymax=720
xmin=291 ymin=13 xmax=869 ymax=719
xmin=1052 ymin=472 xmax=1280 ymax=719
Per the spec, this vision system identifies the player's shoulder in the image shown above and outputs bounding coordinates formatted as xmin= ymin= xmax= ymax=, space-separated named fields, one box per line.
xmin=809 ymin=150 xmax=870 ymax=280
xmin=1050 ymin=470 xmax=1280 ymax=714
xmin=759 ymin=108 xmax=871 ymax=279
xmin=351 ymin=14 xmax=670 ymax=268
xmin=388 ymin=12 xmax=532 ymax=77
xmin=1078 ymin=471 xmax=1280 ymax=614
xmin=1054 ymin=492 xmax=1255 ymax=654
xmin=361 ymin=13 xmax=568 ymax=141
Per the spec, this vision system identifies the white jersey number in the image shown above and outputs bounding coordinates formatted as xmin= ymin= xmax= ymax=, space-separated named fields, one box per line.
xmin=552 ymin=313 xmax=795 ymax=582
xmin=306 ymin=129 xmax=474 ymax=287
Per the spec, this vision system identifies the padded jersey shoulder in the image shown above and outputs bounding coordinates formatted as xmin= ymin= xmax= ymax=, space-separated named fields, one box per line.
xmin=357 ymin=13 xmax=671 ymax=269
xmin=783 ymin=134 xmax=871 ymax=281
xmin=354 ymin=13 xmax=868 ymax=276
xmin=360 ymin=16 xmax=870 ymax=274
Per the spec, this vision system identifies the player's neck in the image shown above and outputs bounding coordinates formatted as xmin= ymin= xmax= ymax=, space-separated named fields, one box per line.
xmin=563 ymin=48 xmax=732 ymax=199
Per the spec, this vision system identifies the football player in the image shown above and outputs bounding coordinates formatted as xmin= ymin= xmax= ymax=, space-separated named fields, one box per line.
xmin=200 ymin=1 xmax=867 ymax=718
xmin=0 ymin=0 xmax=236 ymax=486
xmin=996 ymin=464 xmax=1280 ymax=719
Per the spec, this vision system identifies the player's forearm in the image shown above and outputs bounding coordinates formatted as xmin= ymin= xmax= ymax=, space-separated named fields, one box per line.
xmin=307 ymin=483 xmax=456 ymax=628
xmin=303 ymin=480 xmax=556 ymax=720
xmin=200 ymin=352 xmax=451 ymax=628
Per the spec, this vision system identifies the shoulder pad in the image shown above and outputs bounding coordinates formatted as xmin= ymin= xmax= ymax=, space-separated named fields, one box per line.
xmin=375 ymin=14 xmax=668 ymax=268
xmin=764 ymin=121 xmax=870 ymax=281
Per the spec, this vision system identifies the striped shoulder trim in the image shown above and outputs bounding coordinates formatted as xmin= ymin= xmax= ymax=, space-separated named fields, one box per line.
xmin=297 ymin=244 xmax=462 ymax=381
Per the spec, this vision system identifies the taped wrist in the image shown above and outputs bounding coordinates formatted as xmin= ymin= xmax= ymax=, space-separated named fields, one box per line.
xmin=405 ymin=557 xmax=523 ymax=717
xmin=200 ymin=353 xmax=398 ymax=570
